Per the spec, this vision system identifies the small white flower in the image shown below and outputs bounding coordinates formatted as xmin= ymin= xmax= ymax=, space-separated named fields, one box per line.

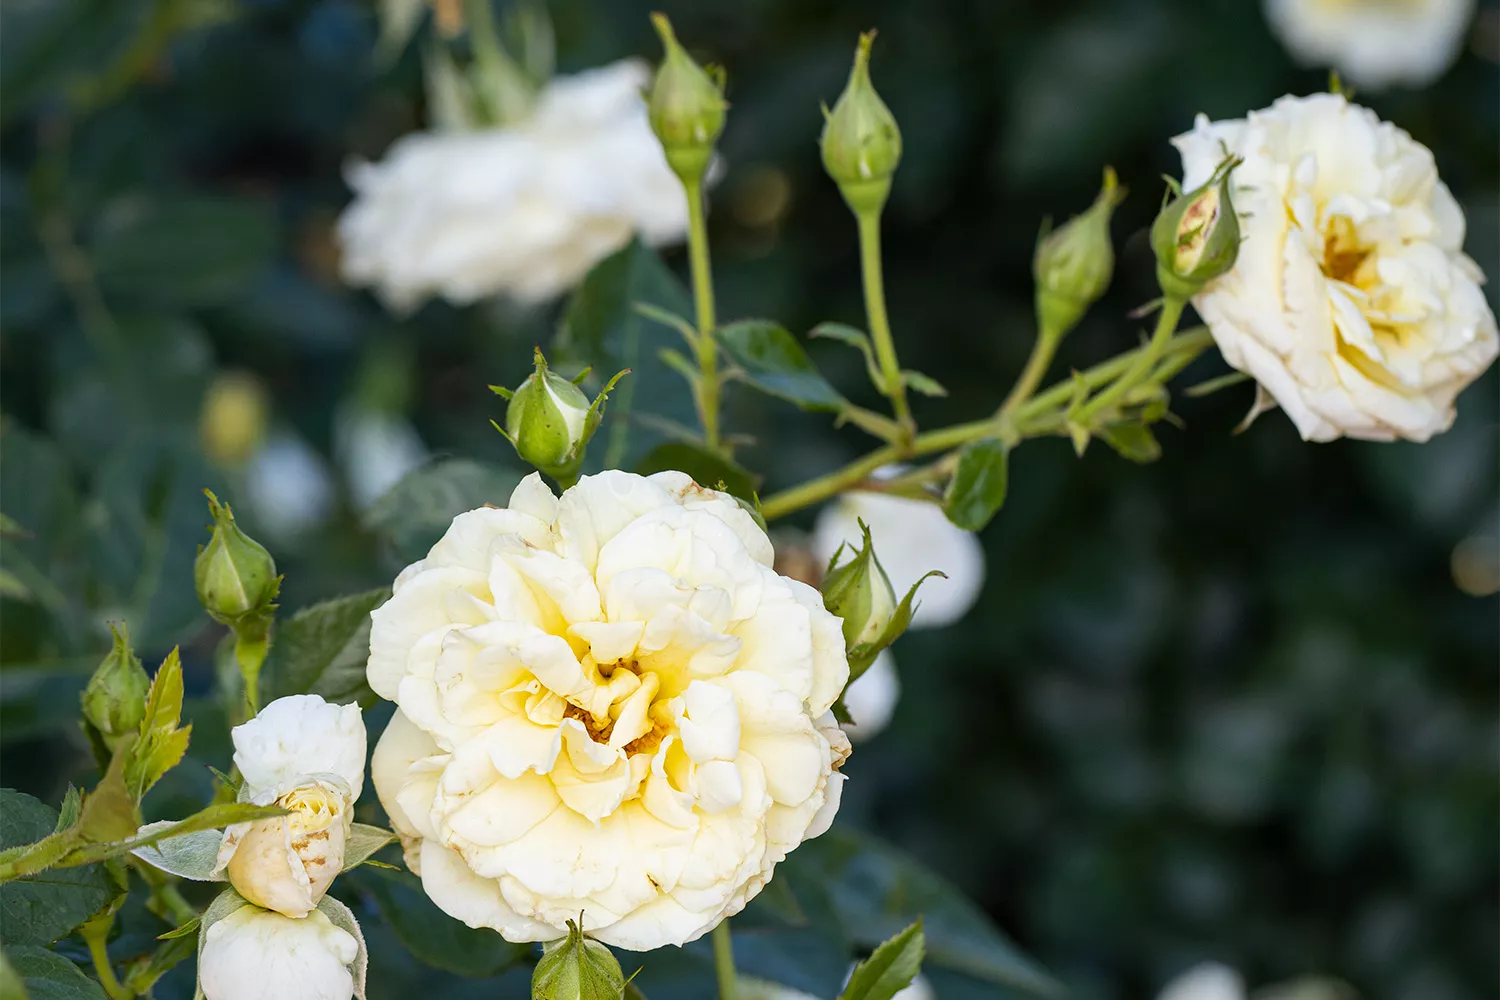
xmin=199 ymin=906 xmax=358 ymax=1000
xmin=842 ymin=650 xmax=900 ymax=742
xmin=1157 ymin=963 xmax=1245 ymax=1000
xmin=1175 ymin=94 xmax=1496 ymax=442
xmin=338 ymin=60 xmax=697 ymax=312
xmin=334 ymin=408 xmax=428 ymax=511
xmin=367 ymin=471 xmax=850 ymax=950
xmin=216 ymin=696 xmax=367 ymax=917
xmin=243 ymin=432 xmax=336 ymax=543
xmin=812 ymin=482 xmax=985 ymax=630
xmin=1264 ymin=0 xmax=1475 ymax=91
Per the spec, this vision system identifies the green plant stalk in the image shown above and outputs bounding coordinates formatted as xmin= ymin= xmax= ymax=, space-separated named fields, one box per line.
xmin=996 ymin=322 xmax=1065 ymax=420
xmin=856 ymin=210 xmax=913 ymax=437
xmin=759 ymin=327 xmax=1213 ymax=520
xmin=132 ymin=858 xmax=199 ymax=926
xmin=1074 ymin=296 xmax=1186 ymax=424
xmin=712 ymin=920 xmax=736 ymax=1000
xmin=684 ymin=175 xmax=723 ymax=452
xmin=82 ymin=912 xmax=132 ymax=1000
xmin=233 ymin=616 xmax=271 ymax=719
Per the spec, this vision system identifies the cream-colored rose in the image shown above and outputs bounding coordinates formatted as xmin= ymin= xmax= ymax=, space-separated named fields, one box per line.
xmin=199 ymin=906 xmax=357 ymax=1000
xmin=1264 ymin=0 xmax=1475 ymax=91
xmin=812 ymin=477 xmax=985 ymax=630
xmin=366 ymin=471 xmax=850 ymax=950
xmin=216 ymin=695 xmax=367 ymax=917
xmin=1175 ymin=94 xmax=1497 ymax=442
xmin=337 ymin=60 xmax=697 ymax=312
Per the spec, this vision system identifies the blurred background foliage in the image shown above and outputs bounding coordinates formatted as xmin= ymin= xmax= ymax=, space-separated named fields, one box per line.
xmin=1 ymin=0 xmax=1496 ymax=998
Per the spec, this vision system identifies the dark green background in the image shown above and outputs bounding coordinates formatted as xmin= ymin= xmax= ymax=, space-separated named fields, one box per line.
xmin=1 ymin=1 xmax=1496 ymax=998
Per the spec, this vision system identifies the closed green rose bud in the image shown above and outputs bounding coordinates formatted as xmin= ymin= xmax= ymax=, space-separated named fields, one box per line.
xmin=821 ymin=520 xmax=898 ymax=650
xmin=81 ymin=622 xmax=149 ymax=749
xmin=195 ymin=490 xmax=279 ymax=626
xmin=531 ymin=919 xmax=625 ymax=1000
xmin=647 ymin=13 xmax=726 ymax=183
xmin=1152 ymin=155 xmax=1242 ymax=300
xmin=821 ymin=31 xmax=902 ymax=215
xmin=1034 ymin=167 xmax=1126 ymax=337
xmin=503 ymin=349 xmax=593 ymax=477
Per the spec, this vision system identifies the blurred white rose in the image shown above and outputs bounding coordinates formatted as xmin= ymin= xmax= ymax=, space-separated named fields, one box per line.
xmin=812 ymin=481 xmax=985 ymax=630
xmin=367 ymin=471 xmax=850 ymax=949
xmin=1175 ymin=94 xmax=1496 ymax=442
xmin=338 ymin=60 xmax=697 ymax=312
xmin=842 ymin=650 xmax=899 ymax=742
xmin=199 ymin=906 xmax=358 ymax=1000
xmin=1157 ymin=963 xmax=1245 ymax=1000
xmin=1264 ymin=0 xmax=1475 ymax=91
xmin=215 ymin=695 xmax=367 ymax=917
xmin=334 ymin=407 xmax=428 ymax=511
xmin=243 ymin=431 xmax=336 ymax=543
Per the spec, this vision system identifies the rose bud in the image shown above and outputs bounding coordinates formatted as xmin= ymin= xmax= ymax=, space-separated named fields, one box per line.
xmin=80 ymin=622 xmax=149 ymax=751
xmin=821 ymin=31 xmax=902 ymax=215
xmin=194 ymin=490 xmax=279 ymax=626
xmin=1151 ymin=154 xmax=1242 ymax=300
xmin=531 ymin=919 xmax=626 ymax=1000
xmin=647 ymin=13 xmax=726 ymax=183
xmin=1034 ymin=167 xmax=1126 ymax=337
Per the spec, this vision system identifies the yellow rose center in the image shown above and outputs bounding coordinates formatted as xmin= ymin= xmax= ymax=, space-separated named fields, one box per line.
xmin=280 ymin=785 xmax=339 ymax=835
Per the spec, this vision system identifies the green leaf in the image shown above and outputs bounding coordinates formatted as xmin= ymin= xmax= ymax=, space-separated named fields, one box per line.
xmin=716 ymin=320 xmax=845 ymax=411
xmin=0 ymin=791 xmax=112 ymax=946
xmin=316 ymin=896 xmax=368 ymax=1000
xmin=125 ymin=648 xmax=191 ymax=801
xmin=784 ymin=828 xmax=1063 ymax=997
xmin=353 ymin=866 xmax=530 ymax=978
xmin=89 ymin=196 xmax=277 ymax=307
xmin=809 ymin=322 xmax=882 ymax=389
xmin=76 ymin=736 xmax=140 ymax=846
xmin=363 ymin=458 xmax=524 ymax=565
xmin=842 ymin=921 xmax=925 ymax=1000
xmin=1097 ymin=422 xmax=1162 ymax=463
xmin=5 ymin=946 xmax=106 ymax=1000
xmin=259 ymin=589 xmax=391 ymax=707
xmin=634 ymin=442 xmax=761 ymax=505
xmin=555 ymin=240 xmax=697 ymax=471
xmin=132 ymin=825 xmax=222 ymax=882
xmin=943 ymin=439 xmax=1009 ymax=531
xmin=901 ymin=370 xmax=948 ymax=398
xmin=342 ymin=824 xmax=396 ymax=872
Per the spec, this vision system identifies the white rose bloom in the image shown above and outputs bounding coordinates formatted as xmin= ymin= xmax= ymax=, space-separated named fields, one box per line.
xmin=1175 ymin=94 xmax=1497 ymax=442
xmin=200 ymin=906 xmax=358 ymax=1000
xmin=366 ymin=470 xmax=851 ymax=950
xmin=842 ymin=650 xmax=900 ymax=742
xmin=1157 ymin=963 xmax=1245 ymax=1000
xmin=812 ymin=484 xmax=985 ymax=630
xmin=338 ymin=60 xmax=694 ymax=312
xmin=216 ymin=695 xmax=368 ymax=917
xmin=1264 ymin=0 xmax=1475 ymax=91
